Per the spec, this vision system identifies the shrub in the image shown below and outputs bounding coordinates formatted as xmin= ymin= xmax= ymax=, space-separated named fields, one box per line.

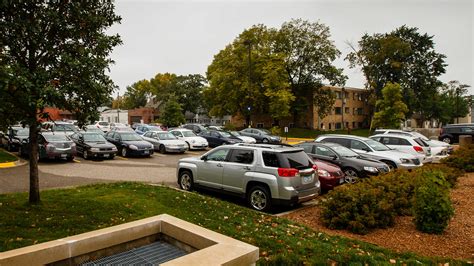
xmin=270 ymin=126 xmax=281 ymax=136
xmin=441 ymin=144 xmax=474 ymax=172
xmin=223 ymin=123 xmax=237 ymax=131
xmin=416 ymin=164 xmax=464 ymax=188
xmin=413 ymin=170 xmax=454 ymax=234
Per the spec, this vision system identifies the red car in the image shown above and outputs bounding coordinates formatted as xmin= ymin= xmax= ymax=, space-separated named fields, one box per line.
xmin=314 ymin=159 xmax=345 ymax=191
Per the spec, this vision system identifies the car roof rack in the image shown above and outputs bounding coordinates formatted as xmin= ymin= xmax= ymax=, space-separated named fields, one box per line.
xmin=234 ymin=143 xmax=295 ymax=149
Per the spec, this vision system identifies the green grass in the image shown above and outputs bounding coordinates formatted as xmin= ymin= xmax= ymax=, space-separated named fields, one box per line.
xmin=0 ymin=149 xmax=17 ymax=163
xmin=0 ymin=183 xmax=463 ymax=265
xmin=285 ymin=128 xmax=372 ymax=139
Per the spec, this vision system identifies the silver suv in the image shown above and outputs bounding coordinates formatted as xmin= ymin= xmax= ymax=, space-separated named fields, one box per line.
xmin=177 ymin=144 xmax=320 ymax=211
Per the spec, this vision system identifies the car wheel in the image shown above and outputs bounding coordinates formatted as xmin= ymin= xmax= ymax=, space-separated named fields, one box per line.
xmin=247 ymin=185 xmax=272 ymax=212
xmin=178 ymin=170 xmax=194 ymax=191
xmin=262 ymin=138 xmax=269 ymax=143
xmin=185 ymin=142 xmax=191 ymax=150
xmin=383 ymin=161 xmax=397 ymax=171
xmin=159 ymin=145 xmax=166 ymax=154
xmin=66 ymin=156 xmax=74 ymax=162
xmin=83 ymin=150 xmax=89 ymax=160
xmin=442 ymin=137 xmax=452 ymax=144
xmin=121 ymin=148 xmax=127 ymax=157
xmin=343 ymin=168 xmax=359 ymax=184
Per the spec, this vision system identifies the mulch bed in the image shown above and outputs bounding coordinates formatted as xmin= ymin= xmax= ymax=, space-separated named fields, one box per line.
xmin=283 ymin=173 xmax=474 ymax=261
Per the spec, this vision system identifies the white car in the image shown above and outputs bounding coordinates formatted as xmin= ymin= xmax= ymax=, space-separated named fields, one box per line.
xmin=141 ymin=130 xmax=187 ymax=153
xmin=229 ymin=131 xmax=257 ymax=144
xmin=94 ymin=121 xmax=111 ymax=132
xmin=169 ymin=129 xmax=208 ymax=150
xmin=369 ymin=134 xmax=433 ymax=164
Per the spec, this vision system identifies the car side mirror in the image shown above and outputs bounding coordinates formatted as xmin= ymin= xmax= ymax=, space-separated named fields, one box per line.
xmin=201 ymin=155 xmax=208 ymax=161
xmin=331 ymin=155 xmax=337 ymax=160
xmin=22 ymin=139 xmax=28 ymax=144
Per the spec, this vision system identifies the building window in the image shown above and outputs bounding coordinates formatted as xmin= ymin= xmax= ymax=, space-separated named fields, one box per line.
xmin=329 ymin=123 xmax=332 ymax=130
xmin=358 ymin=94 xmax=363 ymax=101
xmin=336 ymin=91 xmax=342 ymax=99
xmin=335 ymin=107 xmax=342 ymax=115
xmin=256 ymin=123 xmax=264 ymax=128
xmin=353 ymin=93 xmax=357 ymax=100
xmin=320 ymin=123 xmax=324 ymax=129
xmin=345 ymin=107 xmax=350 ymax=114
xmin=335 ymin=123 xmax=342 ymax=129
xmin=356 ymin=108 xmax=363 ymax=115
xmin=352 ymin=122 xmax=356 ymax=128
xmin=289 ymin=123 xmax=295 ymax=128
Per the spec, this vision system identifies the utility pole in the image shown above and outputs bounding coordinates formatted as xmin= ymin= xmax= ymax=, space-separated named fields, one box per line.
xmin=244 ymin=39 xmax=252 ymax=127
xmin=117 ymin=91 xmax=120 ymax=123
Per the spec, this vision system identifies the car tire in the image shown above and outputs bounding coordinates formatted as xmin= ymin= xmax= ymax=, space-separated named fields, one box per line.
xmin=159 ymin=145 xmax=166 ymax=154
xmin=382 ymin=161 xmax=397 ymax=171
xmin=262 ymin=138 xmax=269 ymax=143
xmin=247 ymin=185 xmax=272 ymax=212
xmin=83 ymin=150 xmax=89 ymax=160
xmin=66 ymin=156 xmax=74 ymax=162
xmin=343 ymin=168 xmax=359 ymax=184
xmin=178 ymin=170 xmax=194 ymax=191
xmin=121 ymin=148 xmax=127 ymax=157
xmin=185 ymin=142 xmax=191 ymax=150
xmin=442 ymin=137 xmax=452 ymax=144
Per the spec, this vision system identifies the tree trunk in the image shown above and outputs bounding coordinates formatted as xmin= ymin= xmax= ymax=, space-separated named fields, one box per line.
xmin=29 ymin=123 xmax=40 ymax=204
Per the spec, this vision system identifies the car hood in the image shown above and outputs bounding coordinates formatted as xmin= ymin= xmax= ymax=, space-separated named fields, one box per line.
xmin=122 ymin=140 xmax=152 ymax=148
xmin=160 ymin=139 xmax=187 ymax=145
xmin=84 ymin=141 xmax=115 ymax=149
xmin=237 ymin=136 xmax=256 ymax=142
xmin=427 ymin=139 xmax=450 ymax=147
xmin=344 ymin=156 xmax=388 ymax=167
xmin=366 ymin=150 xmax=417 ymax=160
xmin=314 ymin=160 xmax=341 ymax=172
xmin=182 ymin=136 xmax=208 ymax=143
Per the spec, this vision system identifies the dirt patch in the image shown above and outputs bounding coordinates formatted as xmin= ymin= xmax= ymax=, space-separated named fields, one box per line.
xmin=283 ymin=173 xmax=474 ymax=261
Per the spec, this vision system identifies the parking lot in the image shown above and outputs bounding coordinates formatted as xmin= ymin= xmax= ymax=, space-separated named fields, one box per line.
xmin=0 ymin=150 xmax=207 ymax=194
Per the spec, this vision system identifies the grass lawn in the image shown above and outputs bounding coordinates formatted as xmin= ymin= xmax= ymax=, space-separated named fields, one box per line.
xmin=0 ymin=183 xmax=462 ymax=265
xmin=0 ymin=149 xmax=17 ymax=163
xmin=285 ymin=128 xmax=372 ymax=139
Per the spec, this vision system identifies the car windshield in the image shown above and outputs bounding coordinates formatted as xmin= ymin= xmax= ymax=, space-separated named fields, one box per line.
xmin=56 ymin=124 xmax=76 ymax=131
xmin=116 ymin=127 xmax=134 ymax=132
xmin=331 ymin=145 xmax=359 ymax=157
xmin=148 ymin=126 xmax=161 ymax=131
xmin=83 ymin=134 xmax=106 ymax=142
xmin=411 ymin=132 xmax=429 ymax=141
xmin=43 ymin=134 xmax=69 ymax=141
xmin=16 ymin=129 xmax=29 ymax=136
xmin=183 ymin=131 xmax=196 ymax=137
xmin=120 ymin=133 xmax=143 ymax=141
xmin=260 ymin=129 xmax=271 ymax=134
xmin=98 ymin=122 xmax=109 ymax=126
xmin=230 ymin=131 xmax=241 ymax=136
xmin=157 ymin=132 xmax=176 ymax=140
xmin=365 ymin=139 xmax=391 ymax=151
xmin=220 ymin=132 xmax=232 ymax=138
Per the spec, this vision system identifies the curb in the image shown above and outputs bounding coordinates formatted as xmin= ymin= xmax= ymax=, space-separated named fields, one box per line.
xmin=0 ymin=149 xmax=27 ymax=169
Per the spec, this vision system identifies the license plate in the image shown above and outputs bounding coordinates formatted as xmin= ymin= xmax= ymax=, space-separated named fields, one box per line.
xmin=302 ymin=175 xmax=313 ymax=184
xmin=60 ymin=154 xmax=67 ymax=158
xmin=103 ymin=154 xmax=109 ymax=158
xmin=143 ymin=151 xmax=149 ymax=155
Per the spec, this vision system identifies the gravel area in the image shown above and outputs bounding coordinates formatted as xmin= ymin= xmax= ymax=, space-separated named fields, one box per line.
xmin=283 ymin=173 xmax=474 ymax=261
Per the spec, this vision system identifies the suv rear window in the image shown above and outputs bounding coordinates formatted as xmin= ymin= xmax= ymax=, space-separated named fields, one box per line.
xmin=278 ymin=151 xmax=312 ymax=170
xmin=262 ymin=151 xmax=280 ymax=168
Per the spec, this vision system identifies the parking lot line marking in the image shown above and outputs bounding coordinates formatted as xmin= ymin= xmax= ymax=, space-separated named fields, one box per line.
xmin=186 ymin=152 xmax=202 ymax=155
xmin=0 ymin=162 xmax=15 ymax=168
xmin=73 ymin=159 xmax=81 ymax=163
xmin=116 ymin=156 xmax=128 ymax=160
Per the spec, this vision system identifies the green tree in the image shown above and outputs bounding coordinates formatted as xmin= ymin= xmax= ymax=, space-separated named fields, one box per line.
xmin=347 ymin=26 xmax=447 ymax=126
xmin=433 ymin=81 xmax=470 ymax=125
xmin=372 ymin=83 xmax=408 ymax=129
xmin=0 ymin=1 xmax=121 ymax=203
xmin=160 ymin=96 xmax=186 ymax=127
xmin=121 ymin=80 xmax=150 ymax=109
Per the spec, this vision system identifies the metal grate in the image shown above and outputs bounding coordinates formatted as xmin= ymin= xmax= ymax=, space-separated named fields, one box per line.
xmin=81 ymin=241 xmax=187 ymax=266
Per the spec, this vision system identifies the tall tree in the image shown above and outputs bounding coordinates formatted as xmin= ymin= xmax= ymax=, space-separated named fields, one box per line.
xmin=276 ymin=19 xmax=346 ymax=125
xmin=160 ymin=95 xmax=186 ymax=127
xmin=121 ymin=80 xmax=150 ymax=109
xmin=372 ymin=83 xmax=408 ymax=129
xmin=347 ymin=25 xmax=447 ymax=125
xmin=433 ymin=81 xmax=471 ymax=125
xmin=0 ymin=1 xmax=121 ymax=203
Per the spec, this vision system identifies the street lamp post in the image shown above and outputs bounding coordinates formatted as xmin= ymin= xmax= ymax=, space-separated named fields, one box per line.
xmin=341 ymin=87 xmax=345 ymax=130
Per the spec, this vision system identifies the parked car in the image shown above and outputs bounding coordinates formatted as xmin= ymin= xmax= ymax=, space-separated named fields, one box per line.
xmin=207 ymin=125 xmax=223 ymax=131
xmin=177 ymin=143 xmax=320 ymax=211
xmin=369 ymin=134 xmax=433 ymax=164
xmin=199 ymin=130 xmax=243 ymax=147
xmin=135 ymin=125 xmax=162 ymax=135
xmin=69 ymin=132 xmax=117 ymax=160
xmin=312 ymin=159 xmax=345 ymax=191
xmin=239 ymin=128 xmax=281 ymax=144
xmin=295 ymin=142 xmax=390 ymax=183
xmin=182 ymin=123 xmax=208 ymax=135
xmin=229 ymin=131 xmax=257 ymax=144
xmin=373 ymin=129 xmax=452 ymax=155
xmin=1 ymin=126 xmax=29 ymax=152
xmin=169 ymin=129 xmax=208 ymax=150
xmin=110 ymin=122 xmax=128 ymax=128
xmin=42 ymin=121 xmax=78 ymax=135
xmin=315 ymin=134 xmax=421 ymax=170
xmin=110 ymin=126 xmax=135 ymax=132
xmin=19 ymin=132 xmax=76 ymax=161
xmin=438 ymin=123 xmax=474 ymax=144
xmin=83 ymin=125 xmax=105 ymax=136
xmin=141 ymin=131 xmax=187 ymax=153
xmin=94 ymin=121 xmax=111 ymax=132
xmin=104 ymin=131 xmax=154 ymax=157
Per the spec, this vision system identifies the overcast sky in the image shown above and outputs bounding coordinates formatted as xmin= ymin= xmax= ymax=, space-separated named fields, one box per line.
xmin=108 ymin=0 xmax=473 ymax=95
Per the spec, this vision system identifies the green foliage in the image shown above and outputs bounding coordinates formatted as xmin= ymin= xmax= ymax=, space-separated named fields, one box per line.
xmin=441 ymin=144 xmax=474 ymax=172
xmin=433 ymin=81 xmax=471 ymax=124
xmin=0 ymin=182 xmax=460 ymax=264
xmin=159 ymin=96 xmax=185 ymax=127
xmin=270 ymin=126 xmax=281 ymax=136
xmin=120 ymin=80 xmax=151 ymax=109
xmin=321 ymin=165 xmax=462 ymax=234
xmin=420 ymin=164 xmax=464 ymax=188
xmin=0 ymin=150 xmax=17 ymax=163
xmin=372 ymin=83 xmax=408 ymax=129
xmin=223 ymin=123 xmax=237 ymax=131
xmin=413 ymin=170 xmax=454 ymax=234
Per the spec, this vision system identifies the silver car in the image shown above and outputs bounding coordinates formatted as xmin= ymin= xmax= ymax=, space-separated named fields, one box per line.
xmin=142 ymin=130 xmax=187 ymax=153
xmin=315 ymin=135 xmax=422 ymax=170
xmin=177 ymin=144 xmax=320 ymax=211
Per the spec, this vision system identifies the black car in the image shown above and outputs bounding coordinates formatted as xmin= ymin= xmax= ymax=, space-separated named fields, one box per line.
xmin=19 ymin=132 xmax=76 ymax=161
xmin=199 ymin=130 xmax=243 ymax=147
xmin=439 ymin=123 xmax=474 ymax=144
xmin=104 ymin=131 xmax=153 ymax=157
xmin=294 ymin=142 xmax=390 ymax=183
xmin=70 ymin=132 xmax=117 ymax=160
xmin=182 ymin=123 xmax=208 ymax=135
xmin=1 ymin=126 xmax=29 ymax=152
xmin=239 ymin=128 xmax=281 ymax=144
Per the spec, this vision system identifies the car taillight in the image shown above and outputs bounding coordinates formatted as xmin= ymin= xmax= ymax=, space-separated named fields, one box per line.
xmin=278 ymin=168 xmax=299 ymax=177
xmin=312 ymin=164 xmax=318 ymax=171
xmin=413 ymin=146 xmax=424 ymax=153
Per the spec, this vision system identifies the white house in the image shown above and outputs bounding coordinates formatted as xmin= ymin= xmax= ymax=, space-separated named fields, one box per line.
xmin=100 ymin=109 xmax=129 ymax=124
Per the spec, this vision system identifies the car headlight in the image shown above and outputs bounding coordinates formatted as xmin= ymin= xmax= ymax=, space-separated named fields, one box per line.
xmin=70 ymin=143 xmax=76 ymax=147
xmin=363 ymin=166 xmax=379 ymax=173
xmin=111 ymin=146 xmax=117 ymax=151
xmin=129 ymin=144 xmax=138 ymax=150
xmin=400 ymin=158 xmax=410 ymax=164
xmin=90 ymin=148 xmax=100 ymax=152
xmin=12 ymin=139 xmax=20 ymax=143
xmin=317 ymin=169 xmax=331 ymax=178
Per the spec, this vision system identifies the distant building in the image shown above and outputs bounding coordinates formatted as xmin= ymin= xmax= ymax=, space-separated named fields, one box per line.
xmin=99 ymin=109 xmax=129 ymax=124
xmin=128 ymin=107 xmax=159 ymax=125
xmin=41 ymin=107 xmax=75 ymax=122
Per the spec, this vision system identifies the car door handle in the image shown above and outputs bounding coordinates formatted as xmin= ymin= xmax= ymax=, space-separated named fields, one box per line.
xmin=216 ymin=163 xmax=223 ymax=167
xmin=243 ymin=166 xmax=251 ymax=170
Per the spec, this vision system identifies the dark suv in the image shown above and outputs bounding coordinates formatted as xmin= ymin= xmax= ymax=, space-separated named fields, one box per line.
xmin=182 ymin=124 xmax=208 ymax=135
xmin=439 ymin=124 xmax=474 ymax=144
